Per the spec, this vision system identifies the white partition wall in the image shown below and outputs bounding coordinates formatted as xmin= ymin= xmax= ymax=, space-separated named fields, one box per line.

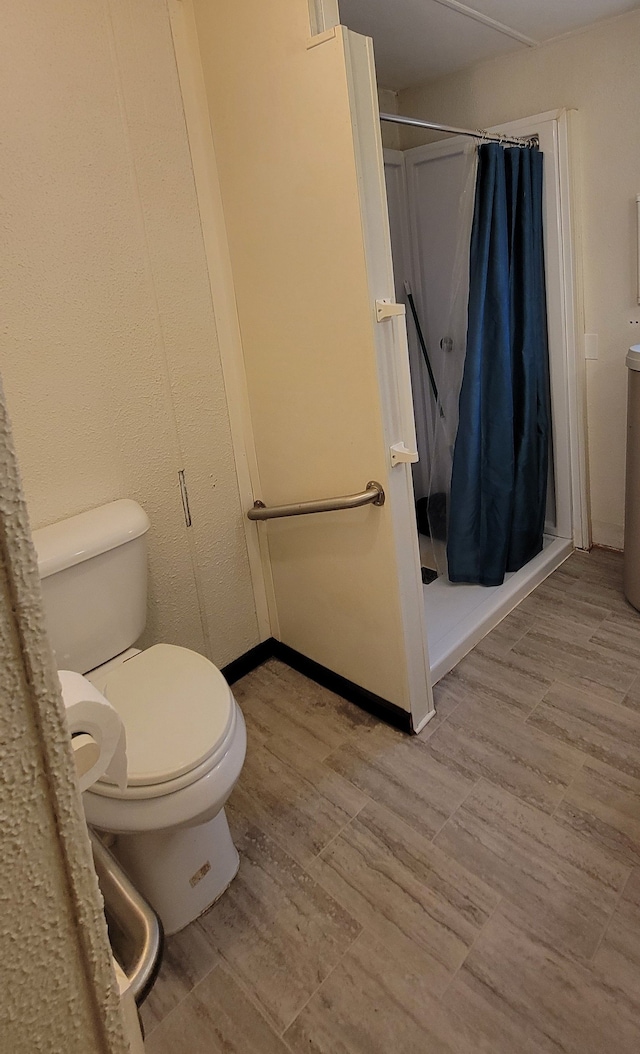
xmin=188 ymin=0 xmax=433 ymax=729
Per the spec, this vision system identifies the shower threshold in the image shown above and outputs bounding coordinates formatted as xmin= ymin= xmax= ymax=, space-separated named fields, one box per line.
xmin=424 ymin=535 xmax=572 ymax=683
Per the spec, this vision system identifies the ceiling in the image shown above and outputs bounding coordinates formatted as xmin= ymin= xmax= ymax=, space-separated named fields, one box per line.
xmin=338 ymin=0 xmax=640 ymax=90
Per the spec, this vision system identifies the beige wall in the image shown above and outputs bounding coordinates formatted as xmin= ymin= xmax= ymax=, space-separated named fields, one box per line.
xmin=0 ymin=380 xmax=128 ymax=1053
xmin=1 ymin=0 xmax=259 ymax=667
xmin=399 ymin=10 xmax=640 ymax=549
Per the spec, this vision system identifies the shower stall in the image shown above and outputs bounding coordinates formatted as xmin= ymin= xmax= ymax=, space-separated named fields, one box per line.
xmin=382 ymin=110 xmax=581 ymax=681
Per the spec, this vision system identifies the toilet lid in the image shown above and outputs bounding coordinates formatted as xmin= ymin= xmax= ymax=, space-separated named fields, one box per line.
xmin=100 ymin=644 xmax=233 ymax=787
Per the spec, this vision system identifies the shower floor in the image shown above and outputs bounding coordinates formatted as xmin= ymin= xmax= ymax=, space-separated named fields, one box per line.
xmin=424 ymin=535 xmax=572 ymax=683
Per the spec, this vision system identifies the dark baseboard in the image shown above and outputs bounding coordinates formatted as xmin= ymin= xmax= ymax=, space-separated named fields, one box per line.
xmin=221 ymin=638 xmax=413 ymax=733
xmin=277 ymin=641 xmax=415 ymax=732
xmin=221 ymin=638 xmax=277 ymax=685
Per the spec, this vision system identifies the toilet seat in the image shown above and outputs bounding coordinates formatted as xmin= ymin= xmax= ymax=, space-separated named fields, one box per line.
xmin=91 ymin=643 xmax=235 ymax=800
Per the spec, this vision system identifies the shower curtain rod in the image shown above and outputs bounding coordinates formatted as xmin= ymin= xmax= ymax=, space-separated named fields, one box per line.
xmin=379 ymin=112 xmax=534 ymax=148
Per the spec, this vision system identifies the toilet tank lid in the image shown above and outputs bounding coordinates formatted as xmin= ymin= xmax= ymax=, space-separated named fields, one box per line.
xmin=33 ymin=499 xmax=151 ymax=579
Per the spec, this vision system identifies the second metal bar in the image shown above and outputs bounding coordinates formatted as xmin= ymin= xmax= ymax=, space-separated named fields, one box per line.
xmin=247 ymin=481 xmax=385 ymax=521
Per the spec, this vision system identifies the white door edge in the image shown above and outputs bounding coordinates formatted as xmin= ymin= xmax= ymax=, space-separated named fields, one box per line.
xmin=343 ymin=27 xmax=433 ymax=729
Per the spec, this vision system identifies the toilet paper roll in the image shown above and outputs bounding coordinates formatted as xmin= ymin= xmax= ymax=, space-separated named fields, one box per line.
xmin=58 ymin=670 xmax=128 ymax=793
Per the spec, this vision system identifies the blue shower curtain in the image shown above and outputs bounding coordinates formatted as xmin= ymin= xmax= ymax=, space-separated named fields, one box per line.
xmin=447 ymin=142 xmax=549 ymax=586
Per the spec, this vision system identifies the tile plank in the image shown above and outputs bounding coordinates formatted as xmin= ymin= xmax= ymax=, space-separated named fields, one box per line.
xmin=433 ymin=779 xmax=629 ymax=959
xmin=139 ymin=922 xmax=219 ymax=1035
xmin=554 ymin=757 xmax=640 ymax=868
xmin=567 ymin=575 xmax=636 ymax=619
xmin=230 ymin=736 xmax=366 ymax=867
xmin=443 ymin=909 xmax=640 ymax=1054
xmin=308 ymin=800 xmax=499 ymax=994
xmin=528 ymin=681 xmax=640 ymax=780
xmin=233 ymin=660 xmax=374 ymax=761
xmin=197 ymin=821 xmax=360 ymax=1032
xmin=425 ymin=697 xmax=584 ymax=813
xmin=284 ymin=928 xmax=465 ymax=1054
xmin=593 ymin=868 xmax=640 ymax=1011
xmin=472 ymin=607 xmax=532 ymax=657
xmin=145 ymin=965 xmax=290 ymax=1054
xmin=589 ymin=611 xmax=640 ymax=671
xmin=445 ymin=647 xmax=552 ymax=716
xmin=621 ymin=674 xmax=640 ymax=713
xmin=512 ymin=628 xmax=636 ymax=702
xmin=518 ymin=584 xmax=609 ymax=643
xmin=325 ymin=723 xmax=476 ymax=840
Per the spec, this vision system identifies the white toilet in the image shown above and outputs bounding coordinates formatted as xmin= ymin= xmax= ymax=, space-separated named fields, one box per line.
xmin=33 ymin=499 xmax=247 ymax=935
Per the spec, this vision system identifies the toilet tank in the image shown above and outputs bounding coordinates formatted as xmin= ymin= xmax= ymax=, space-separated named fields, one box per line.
xmin=33 ymin=500 xmax=151 ymax=674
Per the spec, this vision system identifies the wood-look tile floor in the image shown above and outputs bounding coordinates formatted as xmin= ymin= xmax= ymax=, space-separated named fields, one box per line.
xmin=142 ymin=549 xmax=640 ymax=1054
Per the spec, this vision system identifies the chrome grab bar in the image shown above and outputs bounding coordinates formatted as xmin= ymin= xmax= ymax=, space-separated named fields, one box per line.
xmin=247 ymin=480 xmax=385 ymax=521
xmin=90 ymin=830 xmax=163 ymax=1007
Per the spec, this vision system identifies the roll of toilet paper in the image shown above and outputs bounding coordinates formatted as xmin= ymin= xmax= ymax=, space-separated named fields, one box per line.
xmin=58 ymin=670 xmax=128 ymax=793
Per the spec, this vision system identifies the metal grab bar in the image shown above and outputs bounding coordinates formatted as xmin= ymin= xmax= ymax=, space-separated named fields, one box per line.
xmin=90 ymin=830 xmax=163 ymax=1007
xmin=247 ymin=480 xmax=385 ymax=521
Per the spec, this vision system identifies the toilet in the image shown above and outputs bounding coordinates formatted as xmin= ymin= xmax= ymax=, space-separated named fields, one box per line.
xmin=33 ymin=499 xmax=246 ymax=935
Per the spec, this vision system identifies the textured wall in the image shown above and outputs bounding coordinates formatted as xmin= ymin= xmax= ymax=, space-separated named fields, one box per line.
xmin=0 ymin=0 xmax=259 ymax=667
xmin=398 ymin=10 xmax=640 ymax=550
xmin=0 ymin=377 xmax=128 ymax=1053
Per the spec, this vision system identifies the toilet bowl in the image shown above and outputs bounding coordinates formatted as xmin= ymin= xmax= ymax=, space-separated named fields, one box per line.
xmin=84 ymin=644 xmax=246 ymax=934
xmin=33 ymin=499 xmax=247 ymax=935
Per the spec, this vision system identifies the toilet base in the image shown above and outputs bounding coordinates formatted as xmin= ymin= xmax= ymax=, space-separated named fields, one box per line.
xmin=114 ymin=809 xmax=239 ymax=935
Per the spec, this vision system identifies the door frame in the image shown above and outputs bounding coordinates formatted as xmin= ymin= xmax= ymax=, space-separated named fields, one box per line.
xmin=489 ymin=109 xmax=589 ymax=549
xmin=343 ymin=29 xmax=434 ymax=731
xmin=383 ymin=139 xmax=475 ymax=507
xmin=308 ymin=0 xmax=339 ymax=36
